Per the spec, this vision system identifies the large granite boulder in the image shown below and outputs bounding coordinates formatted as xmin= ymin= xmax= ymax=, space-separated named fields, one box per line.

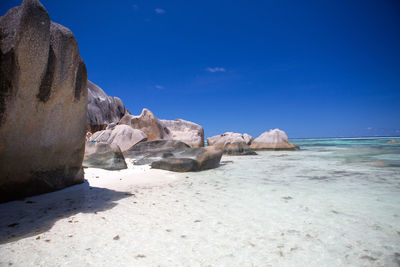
xmin=124 ymin=140 xmax=191 ymax=165
xmin=87 ymin=80 xmax=127 ymax=133
xmin=159 ymin=119 xmax=204 ymax=147
xmin=124 ymin=140 xmax=222 ymax=171
xmin=0 ymin=0 xmax=87 ymax=202
xmin=207 ymin=132 xmax=256 ymax=155
xmin=250 ymin=129 xmax=299 ymax=150
xmin=151 ymin=146 xmax=222 ymax=172
xmin=84 ymin=142 xmax=127 ymax=170
xmin=119 ymin=108 xmax=206 ymax=147
xmin=119 ymin=108 xmax=167 ymax=141
xmin=90 ymin=124 xmax=147 ymax=152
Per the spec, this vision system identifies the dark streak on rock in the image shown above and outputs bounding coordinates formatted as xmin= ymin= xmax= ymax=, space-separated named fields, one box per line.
xmin=0 ymin=46 xmax=15 ymax=126
xmin=37 ymin=46 xmax=55 ymax=102
xmin=74 ymin=59 xmax=86 ymax=101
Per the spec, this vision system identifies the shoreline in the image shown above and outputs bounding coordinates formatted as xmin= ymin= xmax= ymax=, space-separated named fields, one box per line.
xmin=0 ymin=140 xmax=399 ymax=266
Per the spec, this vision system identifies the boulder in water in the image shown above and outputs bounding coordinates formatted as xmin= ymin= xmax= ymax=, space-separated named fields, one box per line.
xmin=207 ymin=132 xmax=256 ymax=155
xmin=151 ymin=146 xmax=223 ymax=172
xmin=250 ymin=129 xmax=299 ymax=150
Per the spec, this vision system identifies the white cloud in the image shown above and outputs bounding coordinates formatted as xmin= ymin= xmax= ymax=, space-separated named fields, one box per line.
xmin=155 ymin=8 xmax=165 ymax=14
xmin=367 ymin=127 xmax=373 ymax=130
xmin=155 ymin=85 xmax=164 ymax=89
xmin=205 ymin=67 xmax=226 ymax=73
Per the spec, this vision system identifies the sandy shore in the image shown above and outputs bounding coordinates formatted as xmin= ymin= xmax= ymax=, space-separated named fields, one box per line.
xmin=0 ymin=162 xmax=181 ymax=266
xmin=1 ymin=148 xmax=399 ymax=266
xmin=84 ymin=160 xmax=180 ymax=191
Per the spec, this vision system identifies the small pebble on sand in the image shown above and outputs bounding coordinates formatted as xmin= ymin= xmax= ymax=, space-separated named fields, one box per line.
xmin=135 ymin=254 xmax=146 ymax=258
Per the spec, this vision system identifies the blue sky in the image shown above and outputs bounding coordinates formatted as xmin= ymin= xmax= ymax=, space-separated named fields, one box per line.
xmin=1 ymin=0 xmax=400 ymax=138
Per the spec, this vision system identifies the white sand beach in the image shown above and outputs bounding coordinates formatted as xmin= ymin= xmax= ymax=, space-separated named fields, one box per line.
xmin=1 ymin=140 xmax=400 ymax=266
xmin=0 ymin=162 xmax=182 ymax=266
xmin=1 ymin=0 xmax=399 ymax=266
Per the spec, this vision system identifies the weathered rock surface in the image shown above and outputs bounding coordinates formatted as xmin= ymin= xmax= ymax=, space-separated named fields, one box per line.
xmin=124 ymin=140 xmax=191 ymax=165
xmin=151 ymin=146 xmax=223 ymax=172
xmin=151 ymin=158 xmax=199 ymax=172
xmin=87 ymin=80 xmax=127 ymax=133
xmin=250 ymin=129 xmax=299 ymax=150
xmin=124 ymin=140 xmax=222 ymax=171
xmin=243 ymin=133 xmax=254 ymax=145
xmin=90 ymin=124 xmax=147 ymax=152
xmin=84 ymin=142 xmax=127 ymax=170
xmin=119 ymin=108 xmax=205 ymax=147
xmin=160 ymin=119 xmax=204 ymax=147
xmin=0 ymin=0 xmax=87 ymax=202
xmin=119 ymin=108 xmax=167 ymax=141
xmin=207 ymin=132 xmax=256 ymax=155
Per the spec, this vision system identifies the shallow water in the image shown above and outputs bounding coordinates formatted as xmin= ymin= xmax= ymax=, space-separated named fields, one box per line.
xmin=1 ymin=137 xmax=400 ymax=266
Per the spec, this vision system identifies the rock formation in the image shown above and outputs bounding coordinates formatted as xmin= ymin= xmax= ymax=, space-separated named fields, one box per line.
xmin=90 ymin=124 xmax=147 ymax=152
xmin=124 ymin=140 xmax=222 ymax=171
xmin=207 ymin=132 xmax=256 ymax=155
xmin=84 ymin=142 xmax=127 ymax=170
xmin=160 ymin=119 xmax=204 ymax=147
xmin=250 ymin=129 xmax=299 ymax=150
xmin=87 ymin=80 xmax=127 ymax=133
xmin=119 ymin=108 xmax=205 ymax=147
xmin=119 ymin=108 xmax=167 ymax=141
xmin=0 ymin=0 xmax=87 ymax=202
xmin=124 ymin=140 xmax=191 ymax=165
xmin=151 ymin=146 xmax=223 ymax=172
xmin=242 ymin=133 xmax=254 ymax=145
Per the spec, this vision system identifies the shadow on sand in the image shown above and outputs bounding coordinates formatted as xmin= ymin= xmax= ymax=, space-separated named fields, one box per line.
xmin=0 ymin=180 xmax=131 ymax=244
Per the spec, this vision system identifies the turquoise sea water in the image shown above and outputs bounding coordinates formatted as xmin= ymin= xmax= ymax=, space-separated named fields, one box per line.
xmin=176 ymin=137 xmax=400 ymax=265
xmin=292 ymin=137 xmax=400 ymax=167
xmin=0 ymin=137 xmax=399 ymax=266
